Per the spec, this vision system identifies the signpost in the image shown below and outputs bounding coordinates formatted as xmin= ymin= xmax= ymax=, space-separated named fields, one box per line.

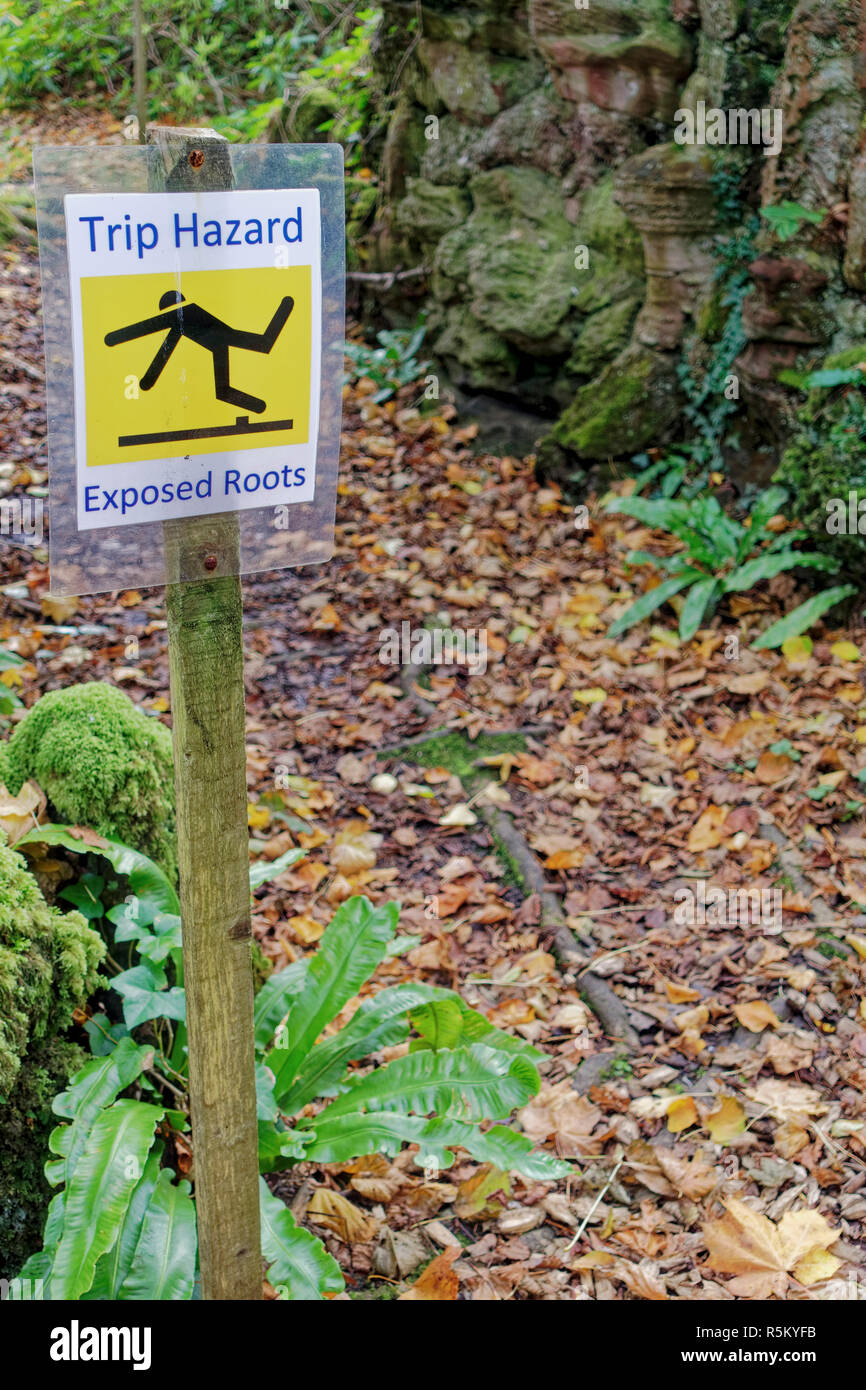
xmin=34 ymin=127 xmax=345 ymax=1299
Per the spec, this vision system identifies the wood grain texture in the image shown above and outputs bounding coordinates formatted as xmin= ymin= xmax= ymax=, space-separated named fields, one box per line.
xmin=150 ymin=126 xmax=262 ymax=1301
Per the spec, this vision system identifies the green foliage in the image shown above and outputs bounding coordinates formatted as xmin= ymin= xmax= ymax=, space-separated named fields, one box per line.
xmin=344 ymin=318 xmax=430 ymax=403
xmin=0 ymin=835 xmax=104 ymax=1275
xmin=605 ymin=486 xmax=846 ymax=644
xmin=5 ymin=683 xmax=178 ymax=880
xmin=774 ymin=382 xmax=866 ymax=586
xmin=21 ymin=880 xmax=568 ymax=1299
xmin=760 ymin=200 xmax=826 ymax=242
xmin=0 ymin=0 xmax=382 ymax=163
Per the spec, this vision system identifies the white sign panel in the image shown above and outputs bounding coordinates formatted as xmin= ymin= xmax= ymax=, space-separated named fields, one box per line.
xmin=64 ymin=188 xmax=322 ymax=530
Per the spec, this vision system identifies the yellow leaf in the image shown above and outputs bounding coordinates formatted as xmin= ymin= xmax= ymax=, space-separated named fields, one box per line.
xmin=793 ymin=1247 xmax=841 ymax=1286
xmin=687 ymin=805 xmax=728 ymax=852
xmin=782 ymin=635 xmax=812 ymax=661
xmin=572 ymin=687 xmax=607 ymax=705
xmin=831 ymin=640 xmax=860 ymax=663
xmin=734 ymin=1000 xmax=780 ymax=1032
xmin=306 ymin=1188 xmax=377 ymax=1244
xmin=286 ymin=914 xmax=325 ymax=944
xmin=846 ymin=935 xmax=866 ymax=960
xmin=247 ymin=803 xmax=270 ymax=830
xmin=855 ymin=726 xmax=866 ymax=744
xmin=667 ymin=1096 xmax=699 ymax=1134
xmin=703 ymin=1094 xmax=747 ymax=1145
xmin=544 ymin=848 xmax=584 ymax=870
xmin=41 ymin=593 xmax=79 ymax=623
xmin=663 ymin=978 xmax=701 ymax=1004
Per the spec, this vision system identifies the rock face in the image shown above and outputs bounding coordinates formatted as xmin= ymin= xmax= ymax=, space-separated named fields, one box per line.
xmin=359 ymin=0 xmax=866 ymax=485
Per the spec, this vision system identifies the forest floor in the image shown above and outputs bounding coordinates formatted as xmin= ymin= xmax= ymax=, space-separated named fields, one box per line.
xmin=2 ymin=110 xmax=866 ymax=1301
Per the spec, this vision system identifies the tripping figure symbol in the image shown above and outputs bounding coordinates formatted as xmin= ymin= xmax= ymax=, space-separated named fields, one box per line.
xmin=104 ymin=291 xmax=295 ymax=415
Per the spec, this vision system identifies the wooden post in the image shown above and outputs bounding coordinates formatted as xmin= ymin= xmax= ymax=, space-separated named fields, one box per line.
xmin=148 ymin=126 xmax=262 ymax=1301
xmin=133 ymin=0 xmax=147 ymax=145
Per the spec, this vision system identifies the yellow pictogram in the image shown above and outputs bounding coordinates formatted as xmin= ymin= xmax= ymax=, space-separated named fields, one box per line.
xmin=80 ymin=265 xmax=311 ymax=467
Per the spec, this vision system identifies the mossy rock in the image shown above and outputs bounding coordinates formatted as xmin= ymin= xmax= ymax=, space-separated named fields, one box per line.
xmin=0 ymin=835 xmax=104 ymax=1274
xmin=4 ymin=682 xmax=177 ymax=881
xmin=565 ymin=295 xmax=642 ymax=377
xmin=394 ymin=178 xmax=471 ymax=250
xmin=774 ymin=398 xmax=866 ymax=588
xmin=551 ymin=341 xmax=685 ymax=460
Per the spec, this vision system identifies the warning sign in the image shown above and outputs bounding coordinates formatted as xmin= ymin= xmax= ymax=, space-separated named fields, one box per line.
xmin=65 ymin=188 xmax=322 ymax=530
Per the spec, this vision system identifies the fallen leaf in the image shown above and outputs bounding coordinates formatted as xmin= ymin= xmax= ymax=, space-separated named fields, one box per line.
xmin=398 ymin=1246 xmax=460 ymax=1300
xmin=688 ymin=806 xmax=728 ymax=852
xmin=667 ymin=1096 xmax=699 ymax=1133
xmin=438 ymin=804 xmax=478 ymax=827
xmin=734 ymin=1000 xmax=780 ymax=1033
xmin=703 ymin=1095 xmax=747 ymax=1145
xmin=306 ymin=1188 xmax=378 ymax=1244
xmin=454 ymin=1165 xmax=511 ymax=1222
xmin=703 ymin=1198 xmax=839 ymax=1299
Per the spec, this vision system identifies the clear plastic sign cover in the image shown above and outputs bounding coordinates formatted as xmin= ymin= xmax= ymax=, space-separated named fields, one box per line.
xmin=33 ymin=144 xmax=345 ymax=595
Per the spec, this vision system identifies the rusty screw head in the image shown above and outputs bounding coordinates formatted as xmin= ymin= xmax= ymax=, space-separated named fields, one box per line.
xmin=189 ymin=149 xmax=205 ymax=169
xmin=203 ymin=554 xmax=218 ymax=572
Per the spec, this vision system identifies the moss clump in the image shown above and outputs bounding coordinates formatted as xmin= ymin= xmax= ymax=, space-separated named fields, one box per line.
xmin=4 ymin=682 xmax=177 ymax=880
xmin=380 ymin=730 xmax=527 ymax=783
xmin=0 ymin=835 xmax=104 ymax=1274
xmin=774 ymin=387 xmax=866 ymax=587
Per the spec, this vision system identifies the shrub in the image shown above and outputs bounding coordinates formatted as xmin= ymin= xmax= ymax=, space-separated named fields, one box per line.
xmin=3 ymin=682 xmax=177 ymax=881
xmin=0 ymin=835 xmax=104 ymax=1275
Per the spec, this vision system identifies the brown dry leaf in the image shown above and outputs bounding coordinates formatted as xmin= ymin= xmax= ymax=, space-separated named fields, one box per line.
xmin=774 ymin=1121 xmax=810 ymax=1158
xmin=519 ymin=1082 xmax=607 ymax=1157
xmin=754 ymin=751 xmax=793 ymax=784
xmin=435 ymin=882 xmax=472 ymax=917
xmin=487 ymin=998 xmax=536 ymax=1026
xmin=334 ymin=753 xmax=370 ymax=785
xmin=349 ymin=1155 xmax=406 ymax=1204
xmin=330 ymin=821 xmax=381 ymax=873
xmin=663 ymin=978 xmax=701 ymax=1004
xmin=688 ymin=806 xmax=728 ymax=852
xmin=609 ymin=1258 xmax=668 ymax=1300
xmin=398 ymin=1246 xmax=460 ymax=1301
xmin=747 ymin=1079 xmax=828 ymax=1125
xmin=703 ymin=1095 xmax=747 ymax=1145
xmin=655 ymin=1148 xmax=717 ymax=1200
xmin=734 ymin=1000 xmax=780 ymax=1033
xmin=306 ymin=1188 xmax=378 ymax=1244
xmin=0 ymin=780 xmax=45 ymax=845
xmin=667 ymin=1096 xmax=699 ymax=1134
xmin=727 ymin=671 xmax=769 ymax=695
xmin=703 ymin=1198 xmax=840 ymax=1298
xmin=763 ymin=1032 xmax=815 ymax=1076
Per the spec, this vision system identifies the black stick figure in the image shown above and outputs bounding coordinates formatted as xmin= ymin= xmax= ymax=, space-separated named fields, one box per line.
xmin=104 ymin=291 xmax=294 ymax=414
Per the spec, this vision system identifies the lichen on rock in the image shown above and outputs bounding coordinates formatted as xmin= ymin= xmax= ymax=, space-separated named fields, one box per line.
xmin=3 ymin=682 xmax=177 ymax=880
